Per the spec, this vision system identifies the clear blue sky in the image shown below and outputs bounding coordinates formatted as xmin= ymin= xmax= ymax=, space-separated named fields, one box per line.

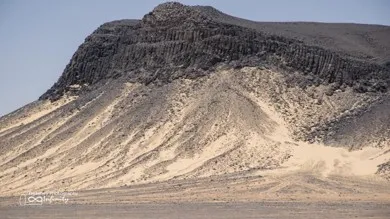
xmin=0 ymin=0 xmax=389 ymax=116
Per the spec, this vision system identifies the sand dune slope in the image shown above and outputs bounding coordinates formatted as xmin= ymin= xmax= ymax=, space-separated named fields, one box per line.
xmin=0 ymin=67 xmax=389 ymax=198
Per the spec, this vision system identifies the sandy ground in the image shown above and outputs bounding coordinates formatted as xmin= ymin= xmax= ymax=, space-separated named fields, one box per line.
xmin=1 ymin=171 xmax=389 ymax=203
xmin=1 ymin=202 xmax=390 ymax=219
xmin=1 ymin=172 xmax=389 ymax=218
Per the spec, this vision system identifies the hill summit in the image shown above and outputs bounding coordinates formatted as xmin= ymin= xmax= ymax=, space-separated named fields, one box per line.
xmin=40 ymin=2 xmax=390 ymax=100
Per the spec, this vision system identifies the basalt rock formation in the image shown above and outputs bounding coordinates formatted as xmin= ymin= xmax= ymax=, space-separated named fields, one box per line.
xmin=40 ymin=2 xmax=390 ymax=100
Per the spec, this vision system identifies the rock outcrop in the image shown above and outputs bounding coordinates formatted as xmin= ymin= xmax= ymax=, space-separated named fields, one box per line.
xmin=40 ymin=2 xmax=390 ymax=100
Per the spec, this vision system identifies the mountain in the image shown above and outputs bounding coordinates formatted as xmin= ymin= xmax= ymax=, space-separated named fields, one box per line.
xmin=0 ymin=2 xmax=389 ymax=198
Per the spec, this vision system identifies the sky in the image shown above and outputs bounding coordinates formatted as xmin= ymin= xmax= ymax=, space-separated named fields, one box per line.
xmin=0 ymin=0 xmax=389 ymax=116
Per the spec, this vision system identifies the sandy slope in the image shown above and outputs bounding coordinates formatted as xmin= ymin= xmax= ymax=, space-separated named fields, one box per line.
xmin=0 ymin=67 xmax=389 ymax=200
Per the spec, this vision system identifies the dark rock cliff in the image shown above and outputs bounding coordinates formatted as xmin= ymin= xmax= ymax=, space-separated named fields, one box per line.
xmin=40 ymin=2 xmax=390 ymax=100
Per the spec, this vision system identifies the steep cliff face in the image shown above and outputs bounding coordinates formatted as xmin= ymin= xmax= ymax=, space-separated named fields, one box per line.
xmin=40 ymin=2 xmax=390 ymax=100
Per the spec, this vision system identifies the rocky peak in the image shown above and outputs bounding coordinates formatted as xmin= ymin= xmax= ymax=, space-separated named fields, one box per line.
xmin=142 ymin=2 xmax=211 ymax=28
xmin=39 ymin=3 xmax=390 ymax=100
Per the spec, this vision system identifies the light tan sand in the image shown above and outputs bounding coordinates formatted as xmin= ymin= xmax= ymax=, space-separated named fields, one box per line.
xmin=0 ymin=68 xmax=389 ymax=200
xmin=0 ymin=96 xmax=77 ymax=134
xmin=284 ymin=144 xmax=389 ymax=177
